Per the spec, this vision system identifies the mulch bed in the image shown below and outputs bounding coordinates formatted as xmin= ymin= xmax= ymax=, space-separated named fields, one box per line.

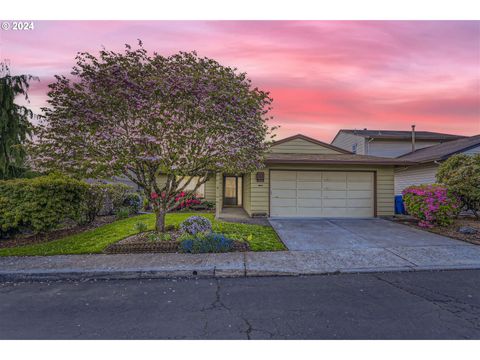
xmin=104 ymin=231 xmax=250 ymax=254
xmin=0 ymin=215 xmax=117 ymax=249
xmin=388 ymin=215 xmax=480 ymax=245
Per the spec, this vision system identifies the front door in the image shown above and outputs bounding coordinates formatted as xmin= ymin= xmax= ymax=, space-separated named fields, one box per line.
xmin=223 ymin=176 xmax=243 ymax=206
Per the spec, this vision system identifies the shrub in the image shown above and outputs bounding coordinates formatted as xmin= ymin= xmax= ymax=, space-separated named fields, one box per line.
xmin=0 ymin=174 xmax=89 ymax=237
xmin=179 ymin=232 xmax=234 ymax=253
xmin=190 ymin=200 xmax=215 ymax=211
xmin=173 ymin=191 xmax=202 ymax=211
xmin=402 ymin=184 xmax=461 ymax=228
xmin=179 ymin=216 xmax=212 ymax=235
xmin=437 ymin=154 xmax=480 ymax=218
xmin=146 ymin=232 xmax=172 ymax=242
xmin=123 ymin=192 xmax=142 ymax=214
xmin=115 ymin=207 xmax=131 ymax=220
xmin=134 ymin=221 xmax=148 ymax=233
xmin=83 ymin=182 xmax=134 ymax=222
xmin=84 ymin=183 xmax=112 ymax=223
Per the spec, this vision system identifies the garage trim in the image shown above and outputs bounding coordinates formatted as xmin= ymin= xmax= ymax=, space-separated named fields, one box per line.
xmin=268 ymin=169 xmax=377 ymax=217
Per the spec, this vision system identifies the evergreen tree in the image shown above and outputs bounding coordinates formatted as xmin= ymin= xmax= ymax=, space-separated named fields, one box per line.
xmin=0 ymin=62 xmax=38 ymax=179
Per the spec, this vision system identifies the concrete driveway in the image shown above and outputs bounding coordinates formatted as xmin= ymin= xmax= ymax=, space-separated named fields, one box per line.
xmin=268 ymin=218 xmax=468 ymax=251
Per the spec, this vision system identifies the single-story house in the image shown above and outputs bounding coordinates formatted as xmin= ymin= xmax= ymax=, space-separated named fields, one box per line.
xmin=201 ymin=134 xmax=415 ymax=219
xmin=394 ymin=134 xmax=480 ymax=195
xmin=331 ymin=129 xmax=464 ymax=158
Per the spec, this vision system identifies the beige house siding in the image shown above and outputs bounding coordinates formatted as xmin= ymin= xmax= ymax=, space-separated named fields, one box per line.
xmin=203 ymin=177 xmax=216 ymax=202
xmin=243 ymin=174 xmax=252 ymax=216
xmin=249 ymin=170 xmax=270 ymax=216
xmin=394 ymin=164 xmax=438 ymax=195
xmin=331 ymin=132 xmax=366 ymax=154
xmin=247 ymin=164 xmax=395 ymax=217
xmin=270 ymin=138 xmax=342 ymax=154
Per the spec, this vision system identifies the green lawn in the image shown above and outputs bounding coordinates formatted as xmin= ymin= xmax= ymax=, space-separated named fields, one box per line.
xmin=0 ymin=213 xmax=285 ymax=256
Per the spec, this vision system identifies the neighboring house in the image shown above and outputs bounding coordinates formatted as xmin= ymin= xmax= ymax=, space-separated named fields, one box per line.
xmin=394 ymin=135 xmax=480 ymax=195
xmin=206 ymin=134 xmax=414 ymax=219
xmin=331 ymin=129 xmax=464 ymax=158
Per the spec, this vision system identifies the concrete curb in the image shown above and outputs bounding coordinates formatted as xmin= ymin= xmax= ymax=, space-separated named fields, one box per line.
xmin=2 ymin=263 xmax=480 ymax=282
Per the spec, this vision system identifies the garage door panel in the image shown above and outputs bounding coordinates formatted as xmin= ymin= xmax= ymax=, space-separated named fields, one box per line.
xmin=272 ymin=171 xmax=297 ymax=181
xmin=296 ymin=172 xmax=322 ymax=181
xmin=297 ymin=190 xmax=323 ymax=199
xmin=348 ymin=182 xmax=373 ymax=190
xmin=297 ymin=181 xmax=322 ymax=190
xmin=322 ymin=182 xmax=347 ymax=190
xmin=271 ymin=207 xmax=298 ymax=217
xmin=322 ymin=172 xmax=347 ymax=181
xmin=271 ymin=189 xmax=296 ymax=198
xmin=297 ymin=198 xmax=322 ymax=207
xmin=322 ymin=190 xmax=347 ymax=199
xmin=271 ymin=198 xmax=296 ymax=207
xmin=323 ymin=207 xmax=348 ymax=217
xmin=347 ymin=198 xmax=373 ymax=207
xmin=347 ymin=172 xmax=373 ymax=181
xmin=346 ymin=190 xmax=373 ymax=198
xmin=271 ymin=180 xmax=297 ymax=189
xmin=323 ymin=198 xmax=347 ymax=207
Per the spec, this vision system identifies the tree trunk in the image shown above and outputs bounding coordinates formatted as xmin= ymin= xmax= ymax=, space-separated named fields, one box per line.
xmin=155 ymin=208 xmax=166 ymax=233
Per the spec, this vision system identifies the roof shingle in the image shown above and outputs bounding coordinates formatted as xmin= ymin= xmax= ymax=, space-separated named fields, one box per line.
xmin=266 ymin=153 xmax=417 ymax=166
xmin=397 ymin=135 xmax=480 ymax=162
xmin=337 ymin=129 xmax=465 ymax=141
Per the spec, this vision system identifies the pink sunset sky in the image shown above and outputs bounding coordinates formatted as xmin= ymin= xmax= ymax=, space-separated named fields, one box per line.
xmin=1 ymin=20 xmax=479 ymax=142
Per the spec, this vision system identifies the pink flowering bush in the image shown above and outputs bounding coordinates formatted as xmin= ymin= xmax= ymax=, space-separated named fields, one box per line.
xmin=150 ymin=191 xmax=201 ymax=211
xmin=402 ymin=184 xmax=461 ymax=228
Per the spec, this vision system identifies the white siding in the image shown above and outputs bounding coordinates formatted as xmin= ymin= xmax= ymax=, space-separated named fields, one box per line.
xmin=368 ymin=140 xmax=440 ymax=158
xmin=331 ymin=132 xmax=366 ymax=154
xmin=463 ymin=145 xmax=480 ymax=155
xmin=394 ymin=164 xmax=438 ymax=194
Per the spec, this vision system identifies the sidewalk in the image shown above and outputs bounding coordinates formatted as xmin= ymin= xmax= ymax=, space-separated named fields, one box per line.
xmin=2 ymin=244 xmax=480 ymax=281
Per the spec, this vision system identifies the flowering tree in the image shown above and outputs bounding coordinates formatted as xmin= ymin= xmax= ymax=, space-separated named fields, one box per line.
xmin=31 ymin=42 xmax=274 ymax=231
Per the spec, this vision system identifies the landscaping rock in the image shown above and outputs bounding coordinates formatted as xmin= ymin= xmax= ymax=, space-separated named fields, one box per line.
xmin=458 ymin=226 xmax=478 ymax=235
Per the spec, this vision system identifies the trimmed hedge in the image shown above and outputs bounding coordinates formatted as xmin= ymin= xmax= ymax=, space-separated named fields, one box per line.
xmin=0 ymin=175 xmax=140 ymax=239
xmin=0 ymin=174 xmax=90 ymax=237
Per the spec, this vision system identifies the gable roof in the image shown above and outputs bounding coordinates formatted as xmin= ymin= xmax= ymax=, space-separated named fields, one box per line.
xmin=266 ymin=153 xmax=417 ymax=166
xmin=397 ymin=135 xmax=480 ymax=163
xmin=333 ymin=129 xmax=465 ymax=142
xmin=272 ymin=134 xmax=352 ymax=154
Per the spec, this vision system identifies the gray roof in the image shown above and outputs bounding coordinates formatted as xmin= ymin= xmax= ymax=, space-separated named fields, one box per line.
xmin=266 ymin=153 xmax=416 ymax=166
xmin=337 ymin=129 xmax=465 ymax=141
xmin=397 ymin=135 xmax=480 ymax=163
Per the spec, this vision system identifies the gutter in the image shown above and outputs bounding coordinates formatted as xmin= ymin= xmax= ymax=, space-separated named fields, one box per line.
xmin=265 ymin=159 xmax=418 ymax=166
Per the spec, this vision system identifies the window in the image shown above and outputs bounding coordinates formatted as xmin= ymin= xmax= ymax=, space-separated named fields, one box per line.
xmin=177 ymin=176 xmax=205 ymax=198
xmin=352 ymin=143 xmax=357 ymax=154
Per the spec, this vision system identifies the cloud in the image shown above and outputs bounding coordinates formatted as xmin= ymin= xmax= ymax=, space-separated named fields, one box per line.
xmin=2 ymin=20 xmax=479 ymax=140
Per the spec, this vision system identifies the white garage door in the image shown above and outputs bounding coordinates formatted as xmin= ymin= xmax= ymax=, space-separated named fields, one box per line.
xmin=270 ymin=171 xmax=374 ymax=218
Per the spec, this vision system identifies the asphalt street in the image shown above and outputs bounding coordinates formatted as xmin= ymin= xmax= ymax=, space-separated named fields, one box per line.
xmin=1 ymin=270 xmax=480 ymax=339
